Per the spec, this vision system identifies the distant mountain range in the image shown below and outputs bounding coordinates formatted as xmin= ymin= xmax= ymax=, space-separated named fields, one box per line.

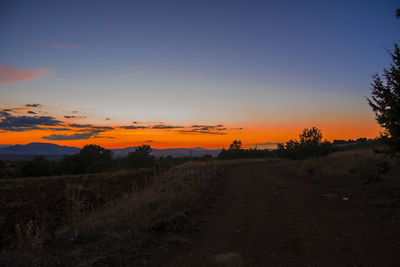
xmin=0 ymin=142 xmax=222 ymax=159
xmin=0 ymin=143 xmax=81 ymax=156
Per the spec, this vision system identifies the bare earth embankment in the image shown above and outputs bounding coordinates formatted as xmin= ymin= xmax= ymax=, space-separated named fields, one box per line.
xmin=165 ymin=159 xmax=400 ymax=267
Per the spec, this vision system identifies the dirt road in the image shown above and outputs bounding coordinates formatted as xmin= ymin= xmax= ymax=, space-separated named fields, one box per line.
xmin=165 ymin=161 xmax=400 ymax=267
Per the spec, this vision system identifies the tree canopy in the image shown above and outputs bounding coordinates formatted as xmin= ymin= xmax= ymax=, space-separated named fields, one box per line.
xmin=368 ymin=44 xmax=400 ymax=154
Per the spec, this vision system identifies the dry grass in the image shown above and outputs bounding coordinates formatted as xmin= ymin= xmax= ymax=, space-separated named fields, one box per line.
xmin=296 ymin=148 xmax=400 ymax=224
xmin=302 ymin=148 xmax=399 ymax=187
xmin=0 ymin=168 xmax=154 ymax=262
xmin=0 ymin=158 xmax=293 ymax=266
xmin=300 ymin=160 xmax=316 ymax=176
xmin=0 ymin=161 xmax=229 ymax=266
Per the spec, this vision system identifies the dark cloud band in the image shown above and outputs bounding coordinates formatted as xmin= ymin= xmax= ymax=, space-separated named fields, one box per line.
xmin=0 ymin=115 xmax=61 ymax=131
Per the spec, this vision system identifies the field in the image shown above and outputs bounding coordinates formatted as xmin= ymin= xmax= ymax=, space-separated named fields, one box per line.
xmin=0 ymin=151 xmax=399 ymax=266
xmin=0 ymin=160 xmax=229 ymax=266
xmin=0 ymin=169 xmax=154 ymax=249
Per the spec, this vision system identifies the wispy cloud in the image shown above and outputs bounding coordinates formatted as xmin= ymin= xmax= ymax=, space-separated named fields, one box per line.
xmin=195 ymin=72 xmax=205 ymax=77
xmin=119 ymin=123 xmax=230 ymax=135
xmin=119 ymin=66 xmax=143 ymax=79
xmin=120 ymin=125 xmax=147 ymax=130
xmin=127 ymin=66 xmax=142 ymax=71
xmin=91 ymin=126 xmax=114 ymax=130
xmin=0 ymin=111 xmax=11 ymax=117
xmin=42 ymin=126 xmax=113 ymax=140
xmin=48 ymin=42 xmax=80 ymax=49
xmin=43 ymin=132 xmax=95 ymax=140
xmin=64 ymin=115 xmax=86 ymax=119
xmin=178 ymin=124 xmax=228 ymax=135
xmin=69 ymin=123 xmax=93 ymax=128
xmin=25 ymin=104 xmax=42 ymax=108
xmin=0 ymin=66 xmax=52 ymax=84
xmin=178 ymin=129 xmax=227 ymax=135
xmin=0 ymin=107 xmax=30 ymax=113
xmin=30 ymin=40 xmax=81 ymax=50
xmin=152 ymin=124 xmax=184 ymax=129
xmin=47 ymin=127 xmax=72 ymax=131
xmin=191 ymin=125 xmax=225 ymax=131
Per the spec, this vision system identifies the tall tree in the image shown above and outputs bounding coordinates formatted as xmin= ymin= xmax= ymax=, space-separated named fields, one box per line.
xmin=368 ymin=44 xmax=400 ymax=154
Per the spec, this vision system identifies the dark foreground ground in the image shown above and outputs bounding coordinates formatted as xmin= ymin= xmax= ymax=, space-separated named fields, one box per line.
xmin=163 ymin=161 xmax=400 ymax=267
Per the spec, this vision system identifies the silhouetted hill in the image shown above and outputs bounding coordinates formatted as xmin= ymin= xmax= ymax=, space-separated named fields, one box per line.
xmin=0 ymin=143 xmax=221 ymax=159
xmin=0 ymin=142 xmax=80 ymax=156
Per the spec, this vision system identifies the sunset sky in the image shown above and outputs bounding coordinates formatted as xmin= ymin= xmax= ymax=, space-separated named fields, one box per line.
xmin=0 ymin=0 xmax=398 ymax=149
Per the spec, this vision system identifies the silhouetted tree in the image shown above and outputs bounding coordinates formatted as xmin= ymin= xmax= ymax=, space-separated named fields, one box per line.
xmin=126 ymin=144 xmax=154 ymax=169
xmin=78 ymin=144 xmax=113 ymax=173
xmin=368 ymin=44 xmax=400 ymax=154
xmin=229 ymin=140 xmax=242 ymax=151
xmin=299 ymin=127 xmax=322 ymax=146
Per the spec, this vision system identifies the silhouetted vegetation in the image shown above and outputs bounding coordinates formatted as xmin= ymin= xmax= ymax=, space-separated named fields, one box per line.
xmin=126 ymin=144 xmax=155 ymax=169
xmin=0 ymin=144 xmax=218 ymax=179
xmin=275 ymin=127 xmax=334 ymax=159
xmin=22 ymin=156 xmax=54 ymax=177
xmin=368 ymin=44 xmax=400 ymax=155
xmin=79 ymin=144 xmax=113 ymax=172
xmin=218 ymin=139 xmax=271 ymax=159
xmin=54 ymin=144 xmax=114 ymax=175
xmin=332 ymin=137 xmax=379 ymax=150
xmin=1 ymin=145 xmax=127 ymax=178
xmin=0 ymin=135 xmax=384 ymax=179
xmin=275 ymin=127 xmax=382 ymax=159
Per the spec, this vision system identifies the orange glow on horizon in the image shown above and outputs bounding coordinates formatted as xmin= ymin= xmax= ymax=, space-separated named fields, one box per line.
xmin=0 ymin=121 xmax=381 ymax=149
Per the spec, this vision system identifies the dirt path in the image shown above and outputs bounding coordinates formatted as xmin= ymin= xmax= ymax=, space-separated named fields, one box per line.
xmin=165 ymin=161 xmax=400 ymax=267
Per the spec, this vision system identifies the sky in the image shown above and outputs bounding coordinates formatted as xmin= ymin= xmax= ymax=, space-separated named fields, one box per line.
xmin=0 ymin=0 xmax=399 ymax=149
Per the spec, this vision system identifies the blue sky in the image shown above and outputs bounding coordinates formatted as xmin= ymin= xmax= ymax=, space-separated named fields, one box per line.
xmin=0 ymin=0 xmax=399 ymax=147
